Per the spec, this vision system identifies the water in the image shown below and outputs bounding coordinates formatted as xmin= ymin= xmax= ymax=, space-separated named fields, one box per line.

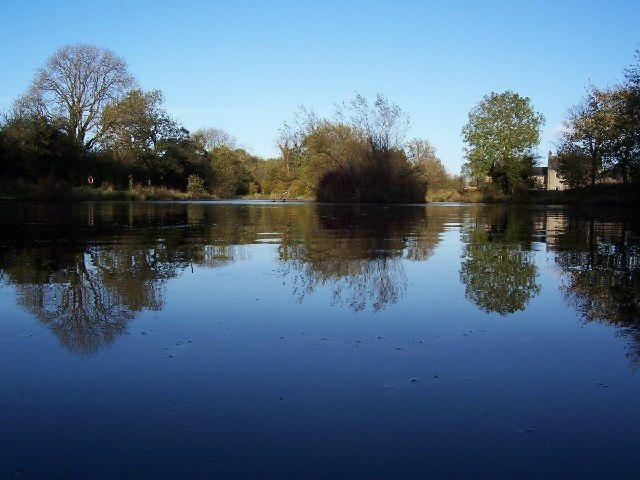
xmin=1 ymin=201 xmax=639 ymax=479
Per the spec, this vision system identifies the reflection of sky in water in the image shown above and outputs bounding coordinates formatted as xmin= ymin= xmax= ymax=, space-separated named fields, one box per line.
xmin=1 ymin=202 xmax=639 ymax=479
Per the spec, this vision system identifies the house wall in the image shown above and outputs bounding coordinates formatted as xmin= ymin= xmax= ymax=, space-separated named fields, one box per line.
xmin=545 ymin=153 xmax=566 ymax=191
xmin=546 ymin=167 xmax=566 ymax=191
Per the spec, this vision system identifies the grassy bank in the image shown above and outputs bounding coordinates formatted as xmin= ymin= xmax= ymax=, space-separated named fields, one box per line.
xmin=0 ymin=177 xmax=203 ymax=201
xmin=2 ymin=177 xmax=638 ymax=207
xmin=425 ymin=188 xmax=484 ymax=203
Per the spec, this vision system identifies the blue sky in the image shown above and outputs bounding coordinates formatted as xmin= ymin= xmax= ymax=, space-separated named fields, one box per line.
xmin=2 ymin=0 xmax=639 ymax=173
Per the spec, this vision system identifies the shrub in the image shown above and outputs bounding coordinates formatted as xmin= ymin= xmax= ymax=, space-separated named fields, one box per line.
xmin=187 ymin=174 xmax=208 ymax=198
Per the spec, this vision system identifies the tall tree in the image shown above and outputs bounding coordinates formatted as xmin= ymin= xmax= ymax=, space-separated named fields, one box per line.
xmin=16 ymin=44 xmax=135 ymax=149
xmin=558 ymin=49 xmax=640 ymax=187
xmin=555 ymin=140 xmax=592 ymax=189
xmin=277 ymin=106 xmax=316 ymax=177
xmin=624 ymin=48 xmax=640 ymax=90
xmin=558 ymin=86 xmax=610 ymax=187
xmin=209 ymin=146 xmax=256 ymax=197
xmin=620 ymin=48 xmax=640 ymax=183
xmin=99 ymin=89 xmax=175 ymax=155
xmin=462 ymin=91 xmax=544 ymax=193
xmin=597 ymin=86 xmax=639 ymax=184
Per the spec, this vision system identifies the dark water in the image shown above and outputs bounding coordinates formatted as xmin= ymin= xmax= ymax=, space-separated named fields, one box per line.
xmin=1 ymin=201 xmax=639 ymax=479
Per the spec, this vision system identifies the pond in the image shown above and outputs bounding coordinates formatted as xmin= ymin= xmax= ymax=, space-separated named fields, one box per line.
xmin=1 ymin=201 xmax=639 ymax=479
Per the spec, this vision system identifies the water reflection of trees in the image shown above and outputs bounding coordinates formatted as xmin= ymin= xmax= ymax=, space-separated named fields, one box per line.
xmin=278 ymin=205 xmax=444 ymax=312
xmin=4 ymin=202 xmax=639 ymax=362
xmin=459 ymin=207 xmax=541 ymax=315
xmin=553 ymin=214 xmax=640 ymax=366
xmin=0 ymin=203 xmax=277 ymax=354
xmin=1 ymin=204 xmax=196 ymax=354
xmin=2 ymin=243 xmax=188 ymax=355
xmin=0 ymin=203 xmax=448 ymax=352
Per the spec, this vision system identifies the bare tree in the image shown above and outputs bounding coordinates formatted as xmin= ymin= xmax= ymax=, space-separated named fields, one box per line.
xmin=346 ymin=93 xmax=410 ymax=153
xmin=276 ymin=106 xmax=318 ymax=173
xmin=192 ymin=127 xmax=237 ymax=151
xmin=405 ymin=138 xmax=438 ymax=164
xmin=16 ymin=44 xmax=135 ymax=148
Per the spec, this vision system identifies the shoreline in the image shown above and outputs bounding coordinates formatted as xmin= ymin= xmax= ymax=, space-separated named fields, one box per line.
xmin=0 ymin=184 xmax=637 ymax=207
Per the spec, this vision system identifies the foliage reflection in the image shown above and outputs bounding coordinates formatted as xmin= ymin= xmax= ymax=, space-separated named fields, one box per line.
xmin=553 ymin=212 xmax=640 ymax=366
xmin=277 ymin=205 xmax=444 ymax=311
xmin=459 ymin=207 xmax=541 ymax=315
xmin=0 ymin=203 xmax=444 ymax=352
xmin=1 ymin=203 xmax=638 ymax=360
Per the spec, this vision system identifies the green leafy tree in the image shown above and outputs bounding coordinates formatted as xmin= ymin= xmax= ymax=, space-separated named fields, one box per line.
xmin=100 ymin=90 xmax=171 ymax=153
xmin=558 ymin=86 xmax=610 ymax=187
xmin=99 ymin=89 xmax=207 ymax=187
xmin=555 ymin=141 xmax=592 ymax=189
xmin=557 ymin=49 xmax=640 ymax=187
xmin=596 ymin=86 xmax=639 ymax=184
xmin=156 ymin=133 xmax=210 ymax=190
xmin=610 ymin=50 xmax=640 ymax=183
xmin=0 ymin=111 xmax=82 ymax=182
xmin=260 ymin=158 xmax=291 ymax=196
xmin=462 ymin=91 xmax=544 ymax=193
xmin=558 ymin=85 xmax=638 ymax=187
xmin=209 ymin=146 xmax=257 ymax=197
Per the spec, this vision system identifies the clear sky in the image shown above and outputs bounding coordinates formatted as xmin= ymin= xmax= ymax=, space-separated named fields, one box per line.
xmin=1 ymin=0 xmax=638 ymax=173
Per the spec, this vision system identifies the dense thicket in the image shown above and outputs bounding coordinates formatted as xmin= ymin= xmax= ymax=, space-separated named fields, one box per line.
xmin=274 ymin=94 xmax=456 ymax=202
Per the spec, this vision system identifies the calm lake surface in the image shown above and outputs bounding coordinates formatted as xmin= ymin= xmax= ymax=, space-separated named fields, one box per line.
xmin=1 ymin=201 xmax=639 ymax=479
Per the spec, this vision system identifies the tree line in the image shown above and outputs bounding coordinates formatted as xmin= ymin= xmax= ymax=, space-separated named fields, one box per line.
xmin=0 ymin=44 xmax=458 ymax=202
xmin=2 ymin=43 xmax=637 ymax=201
xmin=461 ymin=48 xmax=640 ymax=194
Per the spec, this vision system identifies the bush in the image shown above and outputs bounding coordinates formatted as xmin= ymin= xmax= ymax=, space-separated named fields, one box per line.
xmin=315 ymin=152 xmax=426 ymax=203
xmin=187 ymin=174 xmax=208 ymax=198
